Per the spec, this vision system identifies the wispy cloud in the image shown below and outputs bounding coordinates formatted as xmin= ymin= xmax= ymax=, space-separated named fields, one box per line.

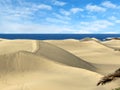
xmin=70 ymin=8 xmax=84 ymax=14
xmin=0 ymin=0 xmax=120 ymax=34
xmin=108 ymin=16 xmax=117 ymax=20
xmin=0 ymin=17 xmax=116 ymax=33
xmin=60 ymin=9 xmax=71 ymax=16
xmin=60 ymin=7 xmax=83 ymax=16
xmin=52 ymin=0 xmax=66 ymax=6
xmin=45 ymin=13 xmax=71 ymax=25
xmin=101 ymin=1 xmax=117 ymax=8
xmin=0 ymin=1 xmax=52 ymax=17
xmin=108 ymin=16 xmax=120 ymax=23
xmin=115 ymin=20 xmax=120 ymax=23
xmin=0 ymin=21 xmax=73 ymax=33
xmin=86 ymin=4 xmax=106 ymax=12
xmin=34 ymin=4 xmax=52 ymax=10
xmin=77 ymin=20 xmax=114 ymax=33
xmin=46 ymin=17 xmax=69 ymax=24
xmin=53 ymin=13 xmax=71 ymax=20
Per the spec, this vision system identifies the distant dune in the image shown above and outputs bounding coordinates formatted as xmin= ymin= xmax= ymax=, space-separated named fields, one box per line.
xmin=0 ymin=38 xmax=120 ymax=90
xmin=103 ymin=39 xmax=120 ymax=49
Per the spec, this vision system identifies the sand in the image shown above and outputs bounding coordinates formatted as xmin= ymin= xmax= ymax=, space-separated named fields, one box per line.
xmin=103 ymin=39 xmax=120 ymax=49
xmin=0 ymin=38 xmax=120 ymax=90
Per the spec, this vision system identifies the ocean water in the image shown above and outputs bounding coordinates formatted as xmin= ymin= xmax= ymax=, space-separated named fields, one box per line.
xmin=0 ymin=34 xmax=120 ymax=41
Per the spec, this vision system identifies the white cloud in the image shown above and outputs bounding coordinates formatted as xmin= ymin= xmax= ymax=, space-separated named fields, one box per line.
xmin=46 ymin=17 xmax=69 ymax=24
xmin=115 ymin=20 xmax=120 ymax=23
xmin=78 ymin=20 xmax=114 ymax=33
xmin=0 ymin=18 xmax=116 ymax=34
xmin=52 ymin=0 xmax=66 ymax=6
xmin=70 ymin=8 xmax=83 ymax=14
xmin=0 ymin=21 xmax=73 ymax=33
xmin=0 ymin=0 xmax=119 ymax=34
xmin=60 ymin=7 xmax=83 ymax=16
xmin=60 ymin=9 xmax=71 ymax=16
xmin=81 ymin=15 xmax=97 ymax=19
xmin=108 ymin=16 xmax=120 ymax=23
xmin=108 ymin=16 xmax=117 ymax=20
xmin=0 ymin=0 xmax=52 ymax=19
xmin=35 ymin=4 xmax=52 ymax=10
xmin=86 ymin=4 xmax=106 ymax=12
xmin=101 ymin=1 xmax=117 ymax=8
xmin=53 ymin=13 xmax=71 ymax=20
xmin=46 ymin=13 xmax=71 ymax=25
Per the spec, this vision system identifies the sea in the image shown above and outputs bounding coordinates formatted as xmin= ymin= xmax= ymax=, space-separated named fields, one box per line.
xmin=0 ymin=34 xmax=120 ymax=41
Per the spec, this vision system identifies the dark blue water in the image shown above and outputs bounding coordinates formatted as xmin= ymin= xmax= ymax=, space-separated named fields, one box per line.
xmin=0 ymin=34 xmax=120 ymax=40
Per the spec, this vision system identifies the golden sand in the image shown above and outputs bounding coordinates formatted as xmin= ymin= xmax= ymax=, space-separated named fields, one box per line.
xmin=0 ymin=38 xmax=120 ymax=90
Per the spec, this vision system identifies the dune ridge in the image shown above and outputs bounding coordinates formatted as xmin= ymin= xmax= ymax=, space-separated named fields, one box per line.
xmin=35 ymin=41 xmax=96 ymax=71
xmin=45 ymin=39 xmax=120 ymax=63
xmin=0 ymin=40 xmax=96 ymax=73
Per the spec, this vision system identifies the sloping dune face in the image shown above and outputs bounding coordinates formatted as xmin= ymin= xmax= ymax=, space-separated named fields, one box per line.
xmin=35 ymin=41 xmax=96 ymax=71
xmin=45 ymin=39 xmax=119 ymax=64
xmin=45 ymin=39 xmax=113 ymax=57
xmin=103 ymin=40 xmax=120 ymax=49
xmin=0 ymin=40 xmax=38 ymax=55
xmin=45 ymin=39 xmax=120 ymax=74
xmin=0 ymin=39 xmax=119 ymax=90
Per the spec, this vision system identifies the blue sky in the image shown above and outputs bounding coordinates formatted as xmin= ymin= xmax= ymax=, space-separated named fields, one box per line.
xmin=0 ymin=0 xmax=120 ymax=33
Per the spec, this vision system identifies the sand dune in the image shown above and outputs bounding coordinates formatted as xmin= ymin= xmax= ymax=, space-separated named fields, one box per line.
xmin=0 ymin=39 xmax=120 ymax=90
xmin=45 ymin=39 xmax=119 ymax=63
xmin=45 ymin=39 xmax=113 ymax=56
xmin=0 ymin=40 xmax=38 ymax=55
xmin=0 ymin=52 xmax=117 ymax=90
xmin=103 ymin=39 xmax=120 ymax=49
xmin=35 ymin=41 xmax=96 ymax=71
xmin=45 ymin=39 xmax=120 ymax=74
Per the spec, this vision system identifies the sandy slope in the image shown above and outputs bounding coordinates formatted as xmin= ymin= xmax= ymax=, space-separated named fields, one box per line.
xmin=45 ymin=39 xmax=120 ymax=74
xmin=0 ymin=52 xmax=117 ymax=90
xmin=35 ymin=41 xmax=96 ymax=71
xmin=0 ymin=39 xmax=120 ymax=90
xmin=44 ymin=39 xmax=117 ymax=63
xmin=103 ymin=40 xmax=120 ymax=49
xmin=0 ymin=40 xmax=38 ymax=55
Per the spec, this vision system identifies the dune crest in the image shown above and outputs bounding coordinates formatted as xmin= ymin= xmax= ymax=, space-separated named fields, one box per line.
xmin=0 ymin=40 xmax=38 ymax=55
